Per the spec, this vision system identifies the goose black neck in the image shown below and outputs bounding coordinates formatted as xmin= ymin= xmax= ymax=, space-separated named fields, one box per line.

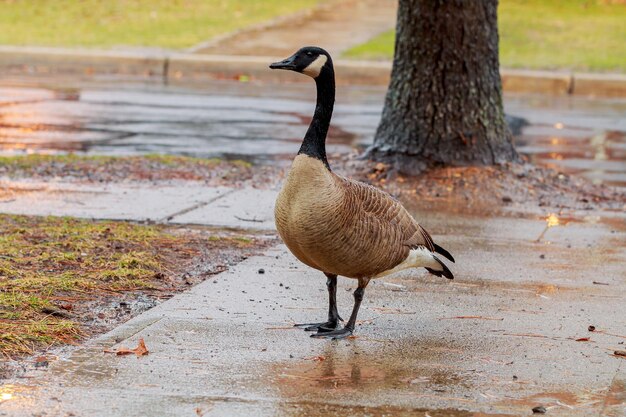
xmin=298 ymin=67 xmax=335 ymax=169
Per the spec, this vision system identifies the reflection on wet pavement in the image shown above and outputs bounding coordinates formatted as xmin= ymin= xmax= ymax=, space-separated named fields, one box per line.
xmin=0 ymin=82 xmax=624 ymax=189
xmin=274 ymin=339 xmax=471 ymax=396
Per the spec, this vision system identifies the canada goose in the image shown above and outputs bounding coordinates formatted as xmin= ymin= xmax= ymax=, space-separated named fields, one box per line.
xmin=270 ymin=46 xmax=455 ymax=339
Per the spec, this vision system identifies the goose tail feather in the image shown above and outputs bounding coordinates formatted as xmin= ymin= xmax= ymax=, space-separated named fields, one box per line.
xmin=426 ymin=255 xmax=454 ymax=280
xmin=433 ymin=243 xmax=455 ymax=263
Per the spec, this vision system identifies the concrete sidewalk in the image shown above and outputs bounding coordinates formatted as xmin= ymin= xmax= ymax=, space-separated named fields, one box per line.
xmin=0 ymin=179 xmax=624 ymax=416
xmin=0 ymin=181 xmax=277 ymax=231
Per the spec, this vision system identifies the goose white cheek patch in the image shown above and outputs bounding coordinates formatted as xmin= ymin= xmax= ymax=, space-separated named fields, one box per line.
xmin=302 ymin=55 xmax=328 ymax=78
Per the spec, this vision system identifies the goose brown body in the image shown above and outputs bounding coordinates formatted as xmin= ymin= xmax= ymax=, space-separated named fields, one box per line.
xmin=275 ymin=154 xmax=435 ymax=280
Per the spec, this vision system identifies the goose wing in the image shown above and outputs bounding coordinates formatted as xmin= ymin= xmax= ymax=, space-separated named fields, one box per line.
xmin=342 ymin=178 xmax=434 ymax=251
xmin=324 ymin=177 xmax=439 ymax=278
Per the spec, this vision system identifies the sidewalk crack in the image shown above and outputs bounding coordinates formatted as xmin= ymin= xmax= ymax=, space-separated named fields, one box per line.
xmin=160 ymin=188 xmax=236 ymax=223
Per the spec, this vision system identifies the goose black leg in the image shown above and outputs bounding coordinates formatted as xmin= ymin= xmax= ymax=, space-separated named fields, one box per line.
xmin=311 ymin=278 xmax=369 ymax=340
xmin=294 ymin=273 xmax=343 ymax=332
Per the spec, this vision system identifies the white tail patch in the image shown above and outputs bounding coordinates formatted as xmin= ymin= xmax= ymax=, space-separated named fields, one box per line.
xmin=374 ymin=247 xmax=441 ymax=278
xmin=302 ymin=55 xmax=327 ymax=78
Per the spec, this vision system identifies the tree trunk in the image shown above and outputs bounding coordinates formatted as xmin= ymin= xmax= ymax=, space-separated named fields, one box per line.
xmin=368 ymin=0 xmax=519 ymax=174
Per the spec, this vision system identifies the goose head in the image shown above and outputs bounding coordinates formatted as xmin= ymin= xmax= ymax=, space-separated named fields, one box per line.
xmin=269 ymin=46 xmax=332 ymax=79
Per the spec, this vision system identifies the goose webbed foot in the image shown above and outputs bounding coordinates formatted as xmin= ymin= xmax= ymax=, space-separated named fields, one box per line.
xmin=294 ymin=273 xmax=342 ymax=332
xmin=310 ymin=280 xmax=368 ymax=341
xmin=294 ymin=320 xmax=341 ymax=332
xmin=310 ymin=327 xmax=353 ymax=339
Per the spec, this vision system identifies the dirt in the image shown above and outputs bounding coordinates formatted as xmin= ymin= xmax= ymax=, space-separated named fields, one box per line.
xmin=3 ymin=153 xmax=623 ymax=214
xmin=0 ymin=155 xmax=279 ymax=188
xmin=337 ymin=154 xmax=626 ymax=214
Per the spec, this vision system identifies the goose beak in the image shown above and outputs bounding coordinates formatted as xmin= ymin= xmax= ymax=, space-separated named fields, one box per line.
xmin=270 ymin=54 xmax=297 ymax=70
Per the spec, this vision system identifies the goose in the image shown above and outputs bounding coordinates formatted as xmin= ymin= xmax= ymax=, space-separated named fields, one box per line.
xmin=270 ymin=46 xmax=455 ymax=340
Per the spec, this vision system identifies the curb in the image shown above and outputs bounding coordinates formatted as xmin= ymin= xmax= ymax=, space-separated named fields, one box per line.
xmin=1 ymin=46 xmax=625 ymax=97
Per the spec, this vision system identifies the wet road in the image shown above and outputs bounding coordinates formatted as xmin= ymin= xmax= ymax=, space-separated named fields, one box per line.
xmin=0 ymin=80 xmax=625 ymax=189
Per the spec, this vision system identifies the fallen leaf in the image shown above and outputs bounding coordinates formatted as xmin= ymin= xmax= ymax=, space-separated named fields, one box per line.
xmin=104 ymin=338 xmax=149 ymax=357
xmin=575 ymin=337 xmax=590 ymax=342
xmin=133 ymin=338 xmax=149 ymax=356
xmin=34 ymin=356 xmax=49 ymax=368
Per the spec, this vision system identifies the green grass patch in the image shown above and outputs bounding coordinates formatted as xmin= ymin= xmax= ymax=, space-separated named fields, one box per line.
xmin=342 ymin=30 xmax=395 ymax=62
xmin=343 ymin=0 xmax=626 ymax=72
xmin=0 ymin=0 xmax=322 ymax=49
xmin=0 ymin=214 xmax=193 ymax=357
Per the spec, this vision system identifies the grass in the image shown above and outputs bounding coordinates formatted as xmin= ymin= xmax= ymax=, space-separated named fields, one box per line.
xmin=343 ymin=30 xmax=395 ymax=62
xmin=0 ymin=214 xmax=257 ymax=358
xmin=0 ymin=0 xmax=322 ymax=49
xmin=0 ymin=154 xmax=253 ymax=182
xmin=0 ymin=153 xmax=222 ymax=170
xmin=343 ymin=0 xmax=626 ymax=72
xmin=0 ymin=214 xmax=195 ymax=358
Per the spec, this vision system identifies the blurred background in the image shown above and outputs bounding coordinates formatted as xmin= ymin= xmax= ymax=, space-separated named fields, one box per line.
xmin=0 ymin=0 xmax=624 ymax=189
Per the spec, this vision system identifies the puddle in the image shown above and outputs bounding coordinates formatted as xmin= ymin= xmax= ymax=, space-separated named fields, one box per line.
xmin=0 ymin=383 xmax=39 ymax=412
xmin=604 ymin=378 xmax=626 ymax=411
xmin=516 ymin=126 xmax=626 ymax=188
xmin=498 ymin=389 xmax=609 ymax=415
xmin=270 ymin=338 xmax=477 ymax=401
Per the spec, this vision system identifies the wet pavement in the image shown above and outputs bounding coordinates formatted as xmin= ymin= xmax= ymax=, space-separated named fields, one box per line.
xmin=1 ymin=81 xmax=625 ymax=189
xmin=0 ymin=181 xmax=277 ymax=230
xmin=0 ymin=80 xmax=625 ymax=416
xmin=0 ymin=196 xmax=624 ymax=416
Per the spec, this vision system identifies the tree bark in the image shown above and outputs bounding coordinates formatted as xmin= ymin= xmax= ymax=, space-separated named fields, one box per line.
xmin=368 ymin=0 xmax=519 ymax=174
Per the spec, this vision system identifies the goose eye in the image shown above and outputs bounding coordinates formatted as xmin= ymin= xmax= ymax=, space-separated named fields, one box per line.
xmin=306 ymin=52 xmax=313 ymax=57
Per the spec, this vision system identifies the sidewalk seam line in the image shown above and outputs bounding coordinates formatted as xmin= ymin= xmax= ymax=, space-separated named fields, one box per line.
xmin=95 ymin=317 xmax=164 ymax=347
xmin=160 ymin=188 xmax=236 ymax=223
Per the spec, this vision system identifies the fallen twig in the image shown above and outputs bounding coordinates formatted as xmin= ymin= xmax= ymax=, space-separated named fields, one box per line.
xmin=439 ymin=315 xmax=503 ymax=321
xmin=234 ymin=215 xmax=264 ymax=223
xmin=265 ymin=326 xmax=299 ymax=330
xmin=502 ymin=333 xmax=550 ymax=339
xmin=589 ymin=327 xmax=626 ymax=339
xmin=372 ymin=307 xmax=416 ymax=315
